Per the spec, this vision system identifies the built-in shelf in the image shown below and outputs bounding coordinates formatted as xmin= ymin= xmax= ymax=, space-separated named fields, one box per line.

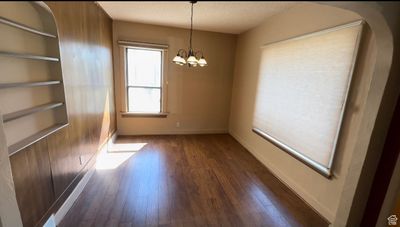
xmin=3 ymin=102 xmax=64 ymax=123
xmin=0 ymin=80 xmax=61 ymax=89
xmin=1 ymin=2 xmax=69 ymax=157
xmin=8 ymin=123 xmax=68 ymax=156
xmin=0 ymin=16 xmax=56 ymax=38
xmin=0 ymin=51 xmax=59 ymax=62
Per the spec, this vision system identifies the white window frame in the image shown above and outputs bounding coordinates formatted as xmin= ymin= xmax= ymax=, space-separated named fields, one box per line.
xmin=118 ymin=40 xmax=169 ymax=117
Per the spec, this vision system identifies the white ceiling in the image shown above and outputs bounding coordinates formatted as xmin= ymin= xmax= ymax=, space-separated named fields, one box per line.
xmin=97 ymin=1 xmax=298 ymax=34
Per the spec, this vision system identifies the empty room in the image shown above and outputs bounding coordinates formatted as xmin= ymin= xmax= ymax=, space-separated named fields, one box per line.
xmin=1 ymin=1 xmax=400 ymax=227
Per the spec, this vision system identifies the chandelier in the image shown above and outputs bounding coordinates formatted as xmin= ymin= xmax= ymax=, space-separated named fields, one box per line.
xmin=172 ymin=1 xmax=207 ymax=67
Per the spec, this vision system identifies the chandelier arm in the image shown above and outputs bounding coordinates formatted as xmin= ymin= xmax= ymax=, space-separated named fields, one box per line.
xmin=194 ymin=50 xmax=204 ymax=58
xmin=178 ymin=49 xmax=188 ymax=58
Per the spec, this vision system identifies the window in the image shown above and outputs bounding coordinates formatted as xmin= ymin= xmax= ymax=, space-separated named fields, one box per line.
xmin=125 ymin=47 xmax=165 ymax=114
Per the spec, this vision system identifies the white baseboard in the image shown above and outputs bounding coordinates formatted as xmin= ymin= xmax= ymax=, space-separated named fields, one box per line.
xmin=43 ymin=214 xmax=56 ymax=227
xmin=53 ymin=162 xmax=96 ymax=225
xmin=52 ymin=131 xmax=116 ymax=226
xmin=117 ymin=128 xmax=228 ymax=136
xmin=229 ymin=131 xmax=335 ymax=222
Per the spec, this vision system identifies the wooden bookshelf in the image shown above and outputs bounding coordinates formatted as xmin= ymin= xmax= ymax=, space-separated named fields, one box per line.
xmin=0 ymin=2 xmax=68 ymax=156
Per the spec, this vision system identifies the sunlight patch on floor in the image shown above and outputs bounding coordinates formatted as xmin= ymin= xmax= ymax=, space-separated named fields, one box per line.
xmin=96 ymin=142 xmax=147 ymax=170
xmin=108 ymin=142 xmax=148 ymax=153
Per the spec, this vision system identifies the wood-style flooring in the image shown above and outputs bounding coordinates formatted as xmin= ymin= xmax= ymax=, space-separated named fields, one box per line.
xmin=60 ymin=134 xmax=329 ymax=227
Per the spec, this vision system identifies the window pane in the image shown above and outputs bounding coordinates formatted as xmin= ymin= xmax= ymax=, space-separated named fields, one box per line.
xmin=128 ymin=87 xmax=161 ymax=113
xmin=127 ymin=48 xmax=161 ymax=87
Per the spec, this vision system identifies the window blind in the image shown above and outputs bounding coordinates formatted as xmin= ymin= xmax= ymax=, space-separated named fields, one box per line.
xmin=253 ymin=21 xmax=363 ymax=177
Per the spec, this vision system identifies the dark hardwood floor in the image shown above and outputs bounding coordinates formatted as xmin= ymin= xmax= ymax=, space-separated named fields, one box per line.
xmin=59 ymin=134 xmax=329 ymax=227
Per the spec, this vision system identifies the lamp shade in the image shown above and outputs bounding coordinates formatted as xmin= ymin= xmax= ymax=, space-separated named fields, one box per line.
xmin=173 ymin=55 xmax=181 ymax=63
xmin=178 ymin=56 xmax=186 ymax=65
xmin=173 ymin=55 xmax=186 ymax=65
xmin=187 ymin=55 xmax=198 ymax=66
xmin=198 ymin=57 xmax=207 ymax=67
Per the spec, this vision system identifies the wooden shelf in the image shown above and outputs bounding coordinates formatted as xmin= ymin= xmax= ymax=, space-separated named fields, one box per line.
xmin=0 ymin=51 xmax=59 ymax=62
xmin=8 ymin=123 xmax=68 ymax=156
xmin=3 ymin=102 xmax=64 ymax=123
xmin=0 ymin=16 xmax=56 ymax=38
xmin=1 ymin=3 xmax=69 ymax=159
xmin=0 ymin=80 xmax=61 ymax=89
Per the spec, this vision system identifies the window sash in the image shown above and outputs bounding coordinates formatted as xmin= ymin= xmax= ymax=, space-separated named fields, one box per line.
xmin=126 ymin=48 xmax=162 ymax=88
xmin=126 ymin=86 xmax=162 ymax=113
xmin=127 ymin=87 xmax=161 ymax=113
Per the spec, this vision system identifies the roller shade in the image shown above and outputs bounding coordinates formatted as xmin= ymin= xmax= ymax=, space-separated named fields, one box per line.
xmin=253 ymin=21 xmax=364 ymax=177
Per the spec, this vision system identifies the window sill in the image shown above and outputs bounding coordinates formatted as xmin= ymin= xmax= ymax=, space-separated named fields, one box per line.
xmin=121 ymin=112 xmax=168 ymax=118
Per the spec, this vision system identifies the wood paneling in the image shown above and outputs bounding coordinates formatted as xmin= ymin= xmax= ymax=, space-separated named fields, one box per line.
xmin=46 ymin=127 xmax=75 ymax=198
xmin=8 ymin=2 xmax=116 ymax=226
xmin=60 ymin=134 xmax=329 ymax=227
xmin=10 ymin=139 xmax=54 ymax=227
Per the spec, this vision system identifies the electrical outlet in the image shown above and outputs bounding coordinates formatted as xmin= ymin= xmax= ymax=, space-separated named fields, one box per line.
xmin=176 ymin=121 xmax=180 ymax=128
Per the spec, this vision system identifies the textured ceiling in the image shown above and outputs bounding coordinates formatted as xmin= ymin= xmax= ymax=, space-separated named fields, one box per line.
xmin=97 ymin=1 xmax=297 ymax=34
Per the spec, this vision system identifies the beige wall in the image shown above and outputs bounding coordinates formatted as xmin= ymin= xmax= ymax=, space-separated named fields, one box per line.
xmin=112 ymin=21 xmax=236 ymax=135
xmin=229 ymin=3 xmax=377 ymax=222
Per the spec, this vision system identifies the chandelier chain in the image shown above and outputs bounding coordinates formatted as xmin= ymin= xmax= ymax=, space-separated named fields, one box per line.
xmin=190 ymin=2 xmax=193 ymax=50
